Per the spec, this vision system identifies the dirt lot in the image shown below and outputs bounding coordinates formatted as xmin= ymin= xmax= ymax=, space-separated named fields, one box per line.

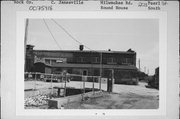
xmin=25 ymin=81 xmax=159 ymax=109
xmin=63 ymin=92 xmax=158 ymax=109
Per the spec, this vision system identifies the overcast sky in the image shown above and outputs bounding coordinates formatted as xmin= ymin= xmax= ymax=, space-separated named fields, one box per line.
xmin=27 ymin=19 xmax=159 ymax=75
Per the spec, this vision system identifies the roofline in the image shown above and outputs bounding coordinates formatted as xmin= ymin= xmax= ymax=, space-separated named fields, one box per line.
xmin=33 ymin=49 xmax=136 ymax=54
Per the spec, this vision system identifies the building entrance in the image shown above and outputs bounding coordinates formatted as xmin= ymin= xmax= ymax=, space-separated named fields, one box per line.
xmin=82 ymin=70 xmax=88 ymax=76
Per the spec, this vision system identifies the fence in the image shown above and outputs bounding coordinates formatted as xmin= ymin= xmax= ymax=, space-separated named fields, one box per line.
xmin=24 ymin=72 xmax=102 ymax=97
xmin=24 ymin=72 xmax=102 ymax=107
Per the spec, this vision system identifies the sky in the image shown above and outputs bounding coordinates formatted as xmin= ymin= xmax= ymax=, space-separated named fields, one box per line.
xmin=27 ymin=19 xmax=159 ymax=75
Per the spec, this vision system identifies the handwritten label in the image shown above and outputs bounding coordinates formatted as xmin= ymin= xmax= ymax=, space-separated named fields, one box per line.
xmin=138 ymin=1 xmax=168 ymax=10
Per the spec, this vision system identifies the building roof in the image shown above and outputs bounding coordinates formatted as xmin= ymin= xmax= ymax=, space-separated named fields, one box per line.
xmin=34 ymin=49 xmax=136 ymax=54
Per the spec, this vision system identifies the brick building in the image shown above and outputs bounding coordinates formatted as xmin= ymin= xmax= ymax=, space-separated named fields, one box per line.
xmin=25 ymin=45 xmax=138 ymax=84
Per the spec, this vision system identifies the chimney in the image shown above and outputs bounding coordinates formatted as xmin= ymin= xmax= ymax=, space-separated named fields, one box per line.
xmin=127 ymin=48 xmax=135 ymax=52
xmin=26 ymin=44 xmax=34 ymax=50
xmin=79 ymin=45 xmax=84 ymax=51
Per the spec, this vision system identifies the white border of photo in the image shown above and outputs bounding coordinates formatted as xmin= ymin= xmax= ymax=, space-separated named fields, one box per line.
xmin=16 ymin=11 xmax=166 ymax=116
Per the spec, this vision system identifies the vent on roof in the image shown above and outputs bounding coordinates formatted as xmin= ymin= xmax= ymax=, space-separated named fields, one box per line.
xmin=79 ymin=45 xmax=84 ymax=51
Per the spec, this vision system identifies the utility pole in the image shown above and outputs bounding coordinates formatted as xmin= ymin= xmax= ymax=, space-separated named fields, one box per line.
xmin=24 ymin=19 xmax=29 ymax=72
xmin=99 ymin=52 xmax=102 ymax=91
xmin=144 ymin=66 xmax=146 ymax=74
xmin=138 ymin=58 xmax=141 ymax=71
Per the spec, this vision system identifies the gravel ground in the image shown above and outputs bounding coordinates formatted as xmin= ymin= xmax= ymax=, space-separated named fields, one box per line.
xmin=25 ymin=81 xmax=159 ymax=109
xmin=64 ymin=92 xmax=158 ymax=109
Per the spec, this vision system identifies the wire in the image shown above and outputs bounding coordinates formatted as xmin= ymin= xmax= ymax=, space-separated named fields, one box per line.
xmin=43 ymin=19 xmax=62 ymax=50
xmin=51 ymin=19 xmax=93 ymax=51
xmin=51 ymin=19 xmax=104 ymax=79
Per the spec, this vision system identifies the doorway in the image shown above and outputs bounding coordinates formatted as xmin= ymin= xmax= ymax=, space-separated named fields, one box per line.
xmin=82 ymin=70 xmax=88 ymax=76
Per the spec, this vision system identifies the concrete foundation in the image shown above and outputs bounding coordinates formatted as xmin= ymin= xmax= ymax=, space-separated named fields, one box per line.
xmin=48 ymin=91 xmax=103 ymax=109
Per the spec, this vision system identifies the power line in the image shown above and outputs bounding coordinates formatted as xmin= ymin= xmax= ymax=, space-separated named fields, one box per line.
xmin=51 ymin=19 xmax=93 ymax=51
xmin=51 ymin=19 xmax=103 ymax=82
xmin=43 ymin=19 xmax=62 ymax=50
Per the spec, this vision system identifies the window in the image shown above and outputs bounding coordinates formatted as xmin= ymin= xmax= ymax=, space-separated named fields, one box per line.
xmin=94 ymin=69 xmax=100 ymax=76
xmin=56 ymin=58 xmax=67 ymax=63
xmin=45 ymin=59 xmax=51 ymax=64
xmin=82 ymin=70 xmax=88 ymax=76
xmin=76 ymin=57 xmax=88 ymax=63
xmin=107 ymin=58 xmax=113 ymax=63
xmin=107 ymin=57 xmax=117 ymax=64
xmin=51 ymin=60 xmax=56 ymax=65
xmin=92 ymin=57 xmax=100 ymax=63
xmin=122 ymin=58 xmax=132 ymax=65
xmin=82 ymin=57 xmax=88 ymax=62
xmin=67 ymin=58 xmax=73 ymax=63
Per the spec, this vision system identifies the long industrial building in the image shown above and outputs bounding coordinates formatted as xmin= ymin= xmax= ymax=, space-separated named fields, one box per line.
xmin=25 ymin=45 xmax=138 ymax=84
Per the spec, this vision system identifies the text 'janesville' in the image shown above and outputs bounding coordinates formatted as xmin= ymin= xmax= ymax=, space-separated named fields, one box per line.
xmin=51 ymin=0 xmax=83 ymax=4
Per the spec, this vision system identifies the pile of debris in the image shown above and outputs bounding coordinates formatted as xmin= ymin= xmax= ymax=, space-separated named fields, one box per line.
xmin=25 ymin=94 xmax=50 ymax=107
